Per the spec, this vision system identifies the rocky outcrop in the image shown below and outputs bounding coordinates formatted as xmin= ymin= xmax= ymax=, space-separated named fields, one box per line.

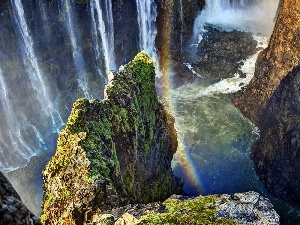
xmin=251 ymin=66 xmax=300 ymax=201
xmin=234 ymin=0 xmax=300 ymax=125
xmin=86 ymin=191 xmax=279 ymax=224
xmin=192 ymin=26 xmax=257 ymax=79
xmin=41 ymin=52 xmax=182 ymax=225
xmin=0 ymin=171 xmax=41 ymax=225
xmin=232 ymin=0 xmax=300 ymax=201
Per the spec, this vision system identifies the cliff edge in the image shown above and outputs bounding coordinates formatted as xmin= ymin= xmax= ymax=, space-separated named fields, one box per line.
xmin=41 ymin=52 xmax=182 ymax=224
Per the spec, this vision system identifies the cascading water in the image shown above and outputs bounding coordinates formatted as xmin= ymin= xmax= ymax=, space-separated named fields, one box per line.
xmin=12 ymin=0 xmax=52 ymax=115
xmin=64 ymin=0 xmax=91 ymax=98
xmin=136 ymin=0 xmax=157 ymax=59
xmin=193 ymin=0 xmax=279 ymax=41
xmin=90 ymin=0 xmax=115 ymax=79
xmin=0 ymin=0 xmax=62 ymax=172
xmin=2 ymin=0 xmax=299 ymax=223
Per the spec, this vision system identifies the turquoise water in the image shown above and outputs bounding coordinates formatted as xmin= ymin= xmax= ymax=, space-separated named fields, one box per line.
xmin=171 ymin=79 xmax=300 ymax=224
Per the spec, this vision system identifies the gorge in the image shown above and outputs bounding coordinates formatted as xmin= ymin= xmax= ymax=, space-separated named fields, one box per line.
xmin=0 ymin=0 xmax=299 ymax=224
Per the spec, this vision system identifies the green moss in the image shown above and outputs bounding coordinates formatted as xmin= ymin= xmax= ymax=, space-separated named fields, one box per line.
xmin=141 ymin=196 xmax=241 ymax=225
xmin=62 ymin=188 xmax=72 ymax=199
xmin=42 ymin=52 xmax=178 ymax=224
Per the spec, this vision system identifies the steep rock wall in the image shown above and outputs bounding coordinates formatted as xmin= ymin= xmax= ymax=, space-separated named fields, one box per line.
xmin=252 ymin=66 xmax=300 ymax=201
xmin=41 ymin=52 xmax=182 ymax=225
xmin=234 ymin=0 xmax=300 ymax=124
xmin=234 ymin=0 xmax=300 ymax=201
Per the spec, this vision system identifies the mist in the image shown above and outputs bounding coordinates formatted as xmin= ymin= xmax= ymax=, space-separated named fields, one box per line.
xmin=193 ymin=0 xmax=280 ymax=41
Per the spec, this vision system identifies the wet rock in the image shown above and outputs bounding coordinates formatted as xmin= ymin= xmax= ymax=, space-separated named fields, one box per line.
xmin=192 ymin=26 xmax=257 ymax=79
xmin=0 ymin=171 xmax=41 ymax=225
xmin=234 ymin=0 xmax=300 ymax=202
xmin=41 ymin=52 xmax=182 ymax=225
xmin=155 ymin=0 xmax=206 ymax=88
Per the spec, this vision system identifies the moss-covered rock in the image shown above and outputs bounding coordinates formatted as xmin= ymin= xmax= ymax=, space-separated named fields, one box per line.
xmin=41 ymin=52 xmax=182 ymax=225
xmin=87 ymin=191 xmax=279 ymax=224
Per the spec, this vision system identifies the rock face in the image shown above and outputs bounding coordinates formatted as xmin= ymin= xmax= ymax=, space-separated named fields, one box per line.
xmin=234 ymin=0 xmax=300 ymax=125
xmin=41 ymin=52 xmax=182 ymax=225
xmin=252 ymin=66 xmax=300 ymax=201
xmin=112 ymin=0 xmax=139 ymax=66
xmin=0 ymin=171 xmax=41 ymax=225
xmin=233 ymin=0 xmax=300 ymax=201
xmin=87 ymin=192 xmax=279 ymax=224
xmin=192 ymin=26 xmax=257 ymax=79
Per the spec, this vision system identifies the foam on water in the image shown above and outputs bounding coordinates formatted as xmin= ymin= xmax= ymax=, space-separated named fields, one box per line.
xmin=193 ymin=0 xmax=279 ymax=42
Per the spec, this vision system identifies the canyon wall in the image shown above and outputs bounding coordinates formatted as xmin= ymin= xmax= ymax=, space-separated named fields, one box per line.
xmin=234 ymin=0 xmax=300 ymax=124
xmin=235 ymin=0 xmax=300 ymax=201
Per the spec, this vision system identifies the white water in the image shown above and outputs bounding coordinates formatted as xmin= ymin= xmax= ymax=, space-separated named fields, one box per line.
xmin=65 ymin=0 xmax=91 ymax=98
xmin=0 ymin=67 xmax=36 ymax=171
xmin=12 ymin=0 xmax=52 ymax=111
xmin=136 ymin=0 xmax=157 ymax=58
xmin=1 ymin=0 xmax=62 ymax=171
xmin=90 ymin=0 xmax=116 ymax=79
xmin=175 ymin=34 xmax=268 ymax=99
xmin=193 ymin=0 xmax=279 ymax=42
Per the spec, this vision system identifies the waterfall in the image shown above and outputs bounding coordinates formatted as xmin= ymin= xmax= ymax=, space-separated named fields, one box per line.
xmin=193 ymin=0 xmax=279 ymax=39
xmin=136 ymin=0 xmax=157 ymax=57
xmin=0 ymin=67 xmax=37 ymax=171
xmin=0 ymin=0 xmax=63 ymax=172
xmin=179 ymin=0 xmax=184 ymax=52
xmin=90 ymin=0 xmax=115 ymax=80
xmin=64 ymin=0 xmax=91 ymax=98
xmin=11 ymin=0 xmax=52 ymax=112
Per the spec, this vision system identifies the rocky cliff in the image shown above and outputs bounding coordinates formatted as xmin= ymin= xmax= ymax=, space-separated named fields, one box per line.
xmin=252 ymin=66 xmax=300 ymax=201
xmin=234 ymin=0 xmax=300 ymax=201
xmin=234 ymin=0 xmax=300 ymax=125
xmin=41 ymin=52 xmax=182 ymax=225
xmin=0 ymin=171 xmax=41 ymax=225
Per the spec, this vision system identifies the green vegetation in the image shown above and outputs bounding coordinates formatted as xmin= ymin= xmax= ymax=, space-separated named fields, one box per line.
xmin=42 ymin=52 xmax=179 ymax=224
xmin=141 ymin=196 xmax=240 ymax=225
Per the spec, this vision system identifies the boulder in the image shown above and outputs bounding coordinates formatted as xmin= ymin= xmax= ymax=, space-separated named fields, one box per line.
xmin=41 ymin=52 xmax=182 ymax=224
